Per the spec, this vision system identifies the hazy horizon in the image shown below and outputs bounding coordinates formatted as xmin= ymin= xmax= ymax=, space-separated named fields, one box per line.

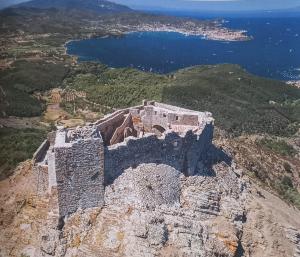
xmin=1 ymin=0 xmax=300 ymax=11
xmin=114 ymin=0 xmax=300 ymax=11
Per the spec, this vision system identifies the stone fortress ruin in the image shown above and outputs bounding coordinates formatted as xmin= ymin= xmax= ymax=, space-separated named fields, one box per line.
xmin=33 ymin=101 xmax=214 ymax=218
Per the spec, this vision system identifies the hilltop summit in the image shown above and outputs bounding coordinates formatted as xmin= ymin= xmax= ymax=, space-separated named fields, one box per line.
xmin=1 ymin=102 xmax=300 ymax=257
xmin=13 ymin=0 xmax=132 ymax=14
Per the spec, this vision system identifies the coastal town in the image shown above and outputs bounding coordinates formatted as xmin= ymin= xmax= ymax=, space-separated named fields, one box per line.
xmin=1 ymin=0 xmax=300 ymax=256
xmin=0 ymin=9 xmax=251 ymax=74
xmin=287 ymin=80 xmax=300 ymax=89
xmin=123 ymin=23 xmax=249 ymax=41
xmin=91 ymin=15 xmax=251 ymax=41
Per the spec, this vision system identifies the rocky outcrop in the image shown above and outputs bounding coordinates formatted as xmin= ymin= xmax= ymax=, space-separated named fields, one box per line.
xmin=1 ymin=142 xmax=300 ymax=257
xmin=35 ymin=160 xmax=248 ymax=257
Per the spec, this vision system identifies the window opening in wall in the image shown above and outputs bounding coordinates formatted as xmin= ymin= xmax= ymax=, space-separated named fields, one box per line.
xmin=163 ymin=113 xmax=167 ymax=117
xmin=176 ymin=116 xmax=179 ymax=121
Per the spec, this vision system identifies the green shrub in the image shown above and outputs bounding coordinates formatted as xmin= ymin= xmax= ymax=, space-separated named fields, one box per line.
xmin=0 ymin=128 xmax=47 ymax=180
xmin=281 ymin=176 xmax=293 ymax=189
xmin=63 ymin=63 xmax=300 ymax=137
xmin=274 ymin=176 xmax=300 ymax=209
xmin=0 ymin=60 xmax=69 ymax=117
xmin=260 ymin=138 xmax=297 ymax=156
xmin=162 ymin=64 xmax=300 ymax=136
xmin=283 ymin=162 xmax=292 ymax=173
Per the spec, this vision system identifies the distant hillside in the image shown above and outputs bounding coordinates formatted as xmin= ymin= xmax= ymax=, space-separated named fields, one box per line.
xmin=61 ymin=63 xmax=300 ymax=137
xmin=269 ymin=6 xmax=300 ymax=15
xmin=13 ymin=0 xmax=132 ymax=14
xmin=163 ymin=64 xmax=300 ymax=136
xmin=0 ymin=0 xmax=25 ymax=9
xmin=285 ymin=5 xmax=300 ymax=11
xmin=290 ymin=6 xmax=300 ymax=13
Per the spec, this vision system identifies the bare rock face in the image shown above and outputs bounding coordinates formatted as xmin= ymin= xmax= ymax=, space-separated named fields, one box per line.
xmin=240 ymin=185 xmax=300 ymax=257
xmin=105 ymin=164 xmax=181 ymax=209
xmin=1 ymin=160 xmax=300 ymax=257
xmin=286 ymin=228 xmax=300 ymax=257
xmin=55 ymin=162 xmax=247 ymax=257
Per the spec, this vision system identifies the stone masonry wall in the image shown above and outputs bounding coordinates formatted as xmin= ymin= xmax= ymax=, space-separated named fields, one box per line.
xmin=96 ymin=105 xmax=143 ymax=145
xmin=110 ymin=113 xmax=134 ymax=145
xmin=154 ymin=102 xmax=198 ymax=113
xmin=54 ymin=137 xmax=105 ymax=217
xmin=104 ymin=123 xmax=214 ymax=184
xmin=149 ymin=102 xmax=213 ymax=128
xmin=142 ymin=105 xmax=200 ymax=131
xmin=36 ymin=102 xmax=214 ymax=217
xmin=35 ymin=164 xmax=49 ymax=196
xmin=185 ymin=123 xmax=214 ymax=176
xmin=32 ymin=140 xmax=49 ymax=164
xmin=97 ymin=111 xmax=126 ymax=145
xmin=48 ymin=148 xmax=57 ymax=192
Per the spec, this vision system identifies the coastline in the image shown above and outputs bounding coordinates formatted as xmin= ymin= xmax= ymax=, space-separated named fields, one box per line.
xmin=64 ymin=25 xmax=251 ymax=55
xmin=123 ymin=28 xmax=251 ymax=42
xmin=63 ymin=15 xmax=252 ymax=58
xmin=62 ymin=22 xmax=251 ymax=75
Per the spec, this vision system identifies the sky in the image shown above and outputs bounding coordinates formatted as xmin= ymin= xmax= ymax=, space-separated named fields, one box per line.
xmin=113 ymin=0 xmax=300 ymax=11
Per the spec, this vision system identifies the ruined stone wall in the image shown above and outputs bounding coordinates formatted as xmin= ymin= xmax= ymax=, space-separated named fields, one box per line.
xmin=96 ymin=106 xmax=143 ymax=145
xmin=110 ymin=113 xmax=134 ymax=145
xmin=185 ymin=123 xmax=214 ymax=176
xmin=54 ymin=136 xmax=105 ymax=217
xmin=33 ymin=132 xmax=57 ymax=195
xmin=105 ymin=133 xmax=181 ymax=184
xmin=47 ymin=148 xmax=57 ymax=192
xmin=151 ymin=102 xmax=213 ymax=127
xmin=47 ymin=131 xmax=57 ymax=146
xmin=97 ymin=111 xmax=126 ymax=145
xmin=35 ymin=164 xmax=49 ymax=196
xmin=153 ymin=102 xmax=196 ymax=113
xmin=104 ymin=123 xmax=214 ymax=184
xmin=32 ymin=140 xmax=49 ymax=164
xmin=33 ymin=101 xmax=215 ymax=217
xmin=141 ymin=105 xmax=200 ymax=132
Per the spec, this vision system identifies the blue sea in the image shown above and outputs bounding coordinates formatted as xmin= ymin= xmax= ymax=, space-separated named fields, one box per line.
xmin=67 ymin=13 xmax=300 ymax=81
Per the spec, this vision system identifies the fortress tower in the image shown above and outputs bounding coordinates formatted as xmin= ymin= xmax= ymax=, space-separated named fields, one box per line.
xmin=33 ymin=101 xmax=214 ymax=217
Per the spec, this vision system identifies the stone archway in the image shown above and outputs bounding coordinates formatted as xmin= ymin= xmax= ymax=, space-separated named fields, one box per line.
xmin=152 ymin=125 xmax=166 ymax=136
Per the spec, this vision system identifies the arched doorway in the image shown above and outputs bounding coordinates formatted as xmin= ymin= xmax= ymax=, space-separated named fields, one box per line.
xmin=152 ymin=125 xmax=166 ymax=136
